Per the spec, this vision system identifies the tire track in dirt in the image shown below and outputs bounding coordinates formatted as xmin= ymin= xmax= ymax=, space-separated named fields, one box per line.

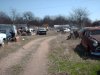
xmin=21 ymin=36 xmax=56 ymax=75
xmin=0 ymin=37 xmax=47 ymax=75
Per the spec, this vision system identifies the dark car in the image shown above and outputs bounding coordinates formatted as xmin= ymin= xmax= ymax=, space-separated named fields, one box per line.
xmin=80 ymin=27 xmax=100 ymax=56
xmin=37 ymin=27 xmax=47 ymax=35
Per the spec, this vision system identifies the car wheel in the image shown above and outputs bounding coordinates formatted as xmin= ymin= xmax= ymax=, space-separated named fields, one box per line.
xmin=79 ymin=43 xmax=88 ymax=56
xmin=83 ymin=46 xmax=90 ymax=57
xmin=4 ymin=38 xmax=8 ymax=44
xmin=45 ymin=33 xmax=46 ymax=35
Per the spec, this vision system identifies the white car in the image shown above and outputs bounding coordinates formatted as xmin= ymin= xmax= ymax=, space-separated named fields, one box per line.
xmin=63 ymin=28 xmax=70 ymax=32
xmin=0 ymin=33 xmax=6 ymax=46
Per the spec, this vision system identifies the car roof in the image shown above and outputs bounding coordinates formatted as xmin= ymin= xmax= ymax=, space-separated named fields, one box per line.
xmin=83 ymin=26 xmax=100 ymax=30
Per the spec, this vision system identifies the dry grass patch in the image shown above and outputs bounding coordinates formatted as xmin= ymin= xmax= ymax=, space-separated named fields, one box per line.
xmin=0 ymin=35 xmax=38 ymax=60
xmin=48 ymin=34 xmax=100 ymax=75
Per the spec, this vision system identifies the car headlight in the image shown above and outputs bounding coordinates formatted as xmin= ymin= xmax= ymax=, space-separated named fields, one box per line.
xmin=93 ymin=39 xmax=98 ymax=46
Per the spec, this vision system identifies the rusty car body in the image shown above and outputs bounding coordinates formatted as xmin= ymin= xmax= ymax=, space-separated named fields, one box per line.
xmin=80 ymin=27 xmax=100 ymax=56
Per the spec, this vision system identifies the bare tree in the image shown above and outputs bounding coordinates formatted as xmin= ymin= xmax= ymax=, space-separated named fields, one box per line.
xmin=0 ymin=11 xmax=12 ymax=24
xmin=28 ymin=18 xmax=42 ymax=27
xmin=69 ymin=8 xmax=91 ymax=27
xmin=54 ymin=16 xmax=68 ymax=25
xmin=15 ymin=15 xmax=24 ymax=24
xmin=10 ymin=9 xmax=17 ymax=24
xmin=92 ymin=20 xmax=100 ymax=26
xmin=23 ymin=11 xmax=34 ymax=25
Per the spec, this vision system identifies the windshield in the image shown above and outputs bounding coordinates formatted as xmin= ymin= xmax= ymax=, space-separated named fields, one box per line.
xmin=38 ymin=28 xmax=46 ymax=31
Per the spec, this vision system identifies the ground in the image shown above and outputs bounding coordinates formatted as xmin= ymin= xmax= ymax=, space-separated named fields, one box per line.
xmin=0 ymin=31 xmax=100 ymax=75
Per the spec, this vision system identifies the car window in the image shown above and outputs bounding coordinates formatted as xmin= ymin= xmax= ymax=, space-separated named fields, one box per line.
xmin=90 ymin=30 xmax=100 ymax=35
xmin=85 ymin=31 xmax=90 ymax=36
xmin=38 ymin=28 xmax=46 ymax=31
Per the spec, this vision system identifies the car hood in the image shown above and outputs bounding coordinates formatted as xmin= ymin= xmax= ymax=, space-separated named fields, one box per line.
xmin=90 ymin=35 xmax=100 ymax=42
xmin=0 ymin=33 xmax=6 ymax=38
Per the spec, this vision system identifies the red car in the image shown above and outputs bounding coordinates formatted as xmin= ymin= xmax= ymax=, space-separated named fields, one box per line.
xmin=80 ymin=27 xmax=100 ymax=56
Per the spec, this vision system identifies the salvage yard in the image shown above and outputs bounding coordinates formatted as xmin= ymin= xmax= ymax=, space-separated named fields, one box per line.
xmin=0 ymin=0 xmax=100 ymax=75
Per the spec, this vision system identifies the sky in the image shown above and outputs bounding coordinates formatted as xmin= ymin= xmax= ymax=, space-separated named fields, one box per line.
xmin=0 ymin=0 xmax=100 ymax=21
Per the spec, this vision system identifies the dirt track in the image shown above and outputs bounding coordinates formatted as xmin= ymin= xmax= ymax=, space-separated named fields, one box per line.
xmin=0 ymin=36 xmax=56 ymax=75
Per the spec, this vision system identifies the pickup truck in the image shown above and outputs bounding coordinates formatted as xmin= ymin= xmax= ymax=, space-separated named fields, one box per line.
xmin=0 ymin=33 xmax=6 ymax=46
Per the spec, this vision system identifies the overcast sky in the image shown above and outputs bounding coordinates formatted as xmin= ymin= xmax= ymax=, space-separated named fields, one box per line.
xmin=0 ymin=0 xmax=100 ymax=21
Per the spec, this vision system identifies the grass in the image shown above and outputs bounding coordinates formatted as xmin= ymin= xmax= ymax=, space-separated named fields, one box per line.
xmin=48 ymin=34 xmax=100 ymax=75
xmin=7 ymin=64 xmax=23 ymax=75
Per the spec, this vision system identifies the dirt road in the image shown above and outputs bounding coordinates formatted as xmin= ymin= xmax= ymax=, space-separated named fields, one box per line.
xmin=0 ymin=36 xmax=56 ymax=75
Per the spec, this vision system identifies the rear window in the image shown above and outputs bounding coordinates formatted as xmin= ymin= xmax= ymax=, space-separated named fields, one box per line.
xmin=38 ymin=28 xmax=46 ymax=31
xmin=90 ymin=30 xmax=100 ymax=35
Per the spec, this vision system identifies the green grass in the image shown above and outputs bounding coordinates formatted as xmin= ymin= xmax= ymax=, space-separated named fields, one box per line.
xmin=48 ymin=34 xmax=100 ymax=75
xmin=49 ymin=55 xmax=100 ymax=75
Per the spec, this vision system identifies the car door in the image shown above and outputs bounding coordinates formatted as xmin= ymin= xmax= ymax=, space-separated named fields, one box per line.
xmin=81 ymin=30 xmax=90 ymax=49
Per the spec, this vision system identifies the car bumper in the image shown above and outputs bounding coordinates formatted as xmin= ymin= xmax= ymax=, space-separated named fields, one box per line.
xmin=38 ymin=32 xmax=46 ymax=35
xmin=91 ymin=52 xmax=100 ymax=56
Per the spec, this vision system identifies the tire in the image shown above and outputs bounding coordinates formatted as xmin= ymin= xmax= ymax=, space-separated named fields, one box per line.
xmin=45 ymin=33 xmax=46 ymax=35
xmin=3 ymin=38 xmax=8 ymax=44
xmin=79 ymin=43 xmax=87 ymax=56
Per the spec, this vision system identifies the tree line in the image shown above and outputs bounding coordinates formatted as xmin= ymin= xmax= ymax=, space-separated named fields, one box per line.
xmin=0 ymin=8 xmax=93 ymax=27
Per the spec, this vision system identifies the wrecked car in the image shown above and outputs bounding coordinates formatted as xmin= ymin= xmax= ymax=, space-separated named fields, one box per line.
xmin=80 ymin=27 xmax=100 ymax=56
